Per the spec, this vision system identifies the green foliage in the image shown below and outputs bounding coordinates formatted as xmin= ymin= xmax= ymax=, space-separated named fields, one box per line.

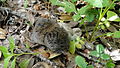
xmin=107 ymin=31 xmax=120 ymax=38
xmin=8 ymin=37 xmax=15 ymax=54
xmin=19 ymin=59 xmax=31 ymax=68
xmin=69 ymin=36 xmax=84 ymax=54
xmin=50 ymin=0 xmax=119 ymax=42
xmin=4 ymin=55 xmax=13 ymax=68
xmin=90 ymin=44 xmax=110 ymax=60
xmin=0 ymin=36 xmax=38 ymax=68
xmin=106 ymin=61 xmax=115 ymax=68
xmin=89 ymin=44 xmax=115 ymax=68
xmin=75 ymin=56 xmax=94 ymax=68
xmin=10 ymin=57 xmax=16 ymax=68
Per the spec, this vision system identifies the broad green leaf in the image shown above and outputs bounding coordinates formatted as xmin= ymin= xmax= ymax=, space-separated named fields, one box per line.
xmin=78 ymin=5 xmax=92 ymax=15
xmin=19 ymin=59 xmax=31 ymax=68
xmin=96 ymin=44 xmax=104 ymax=53
xmin=106 ymin=62 xmax=115 ymax=68
xmin=101 ymin=54 xmax=110 ymax=60
xmin=107 ymin=11 xmax=119 ymax=21
xmin=49 ymin=0 xmax=59 ymax=5
xmin=3 ymin=52 xmax=11 ymax=58
xmin=87 ymin=65 xmax=94 ymax=68
xmin=102 ymin=0 xmax=110 ymax=7
xmin=69 ymin=41 xmax=76 ymax=54
xmin=75 ymin=56 xmax=87 ymax=68
xmin=113 ymin=31 xmax=120 ymax=38
xmin=93 ymin=0 xmax=103 ymax=7
xmin=0 ymin=46 xmax=9 ymax=53
xmin=84 ymin=0 xmax=103 ymax=8
xmin=4 ymin=55 xmax=13 ymax=68
xmin=10 ymin=57 xmax=16 ymax=68
xmin=72 ymin=14 xmax=81 ymax=21
xmin=89 ymin=51 xmax=99 ymax=57
xmin=85 ymin=9 xmax=98 ymax=22
xmin=8 ymin=37 xmax=15 ymax=54
xmin=64 ymin=1 xmax=76 ymax=12
xmin=86 ymin=12 xmax=95 ymax=22
xmin=71 ymin=0 xmax=78 ymax=3
xmin=0 ymin=46 xmax=11 ymax=58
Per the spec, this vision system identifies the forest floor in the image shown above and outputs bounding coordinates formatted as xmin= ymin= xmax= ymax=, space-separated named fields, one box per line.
xmin=0 ymin=0 xmax=120 ymax=68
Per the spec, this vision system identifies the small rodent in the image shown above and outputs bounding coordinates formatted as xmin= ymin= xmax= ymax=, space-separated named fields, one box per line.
xmin=30 ymin=18 xmax=69 ymax=53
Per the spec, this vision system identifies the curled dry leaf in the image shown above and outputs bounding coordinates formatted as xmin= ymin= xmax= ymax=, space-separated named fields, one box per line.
xmin=0 ymin=28 xmax=7 ymax=39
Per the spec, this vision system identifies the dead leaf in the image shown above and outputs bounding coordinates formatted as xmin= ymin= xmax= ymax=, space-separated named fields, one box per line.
xmin=0 ymin=28 xmax=7 ymax=39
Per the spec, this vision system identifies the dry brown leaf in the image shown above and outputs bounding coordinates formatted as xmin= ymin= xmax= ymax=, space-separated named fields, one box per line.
xmin=0 ymin=28 xmax=7 ymax=39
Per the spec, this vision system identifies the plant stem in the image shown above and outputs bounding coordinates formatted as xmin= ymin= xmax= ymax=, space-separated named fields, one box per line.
xmin=90 ymin=0 xmax=115 ymax=41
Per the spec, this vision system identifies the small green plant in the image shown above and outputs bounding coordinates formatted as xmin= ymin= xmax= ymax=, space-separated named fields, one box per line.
xmin=75 ymin=56 xmax=94 ymax=68
xmin=89 ymin=44 xmax=115 ymax=68
xmin=89 ymin=44 xmax=110 ymax=60
xmin=50 ymin=0 xmax=120 ymax=41
xmin=0 ymin=37 xmax=38 ymax=68
xmin=69 ymin=36 xmax=85 ymax=54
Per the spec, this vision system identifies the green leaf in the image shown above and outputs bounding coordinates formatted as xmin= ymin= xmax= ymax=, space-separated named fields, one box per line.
xmin=102 ymin=0 xmax=110 ymax=7
xmin=49 ymin=0 xmax=58 ymax=5
xmin=10 ymin=57 xmax=16 ymax=68
xmin=78 ymin=5 xmax=92 ymax=15
xmin=69 ymin=41 xmax=76 ymax=54
xmin=0 ymin=46 xmax=9 ymax=53
xmin=107 ymin=11 xmax=119 ymax=21
xmin=84 ymin=0 xmax=103 ymax=8
xmin=4 ymin=55 xmax=13 ymax=68
xmin=113 ymin=31 xmax=120 ymax=38
xmin=86 ymin=12 xmax=95 ymax=22
xmin=87 ymin=65 xmax=94 ymax=68
xmin=85 ymin=9 xmax=98 ymax=22
xmin=101 ymin=54 xmax=110 ymax=60
xmin=89 ymin=51 xmax=99 ymax=57
xmin=96 ymin=44 xmax=104 ymax=53
xmin=106 ymin=32 xmax=113 ymax=36
xmin=64 ymin=1 xmax=76 ymax=13
xmin=8 ymin=37 xmax=15 ymax=54
xmin=106 ymin=62 xmax=115 ymax=68
xmin=3 ymin=53 xmax=11 ymax=58
xmin=0 ymin=46 xmax=11 ymax=58
xmin=75 ymin=56 xmax=87 ymax=68
xmin=71 ymin=0 xmax=78 ymax=3
xmin=72 ymin=14 xmax=81 ymax=21
xmin=19 ymin=59 xmax=31 ymax=68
